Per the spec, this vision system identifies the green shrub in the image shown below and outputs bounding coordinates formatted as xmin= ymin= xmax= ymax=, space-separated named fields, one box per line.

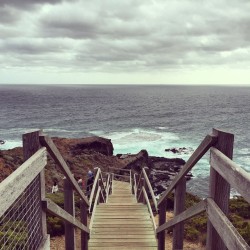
xmin=45 ymin=192 xmax=82 ymax=236
xmin=229 ymin=214 xmax=250 ymax=245
xmin=46 ymin=192 xmax=64 ymax=208
xmin=185 ymin=226 xmax=200 ymax=241
xmin=47 ymin=216 xmax=64 ymax=236
xmin=0 ymin=220 xmax=28 ymax=249
xmin=229 ymin=196 xmax=250 ymax=219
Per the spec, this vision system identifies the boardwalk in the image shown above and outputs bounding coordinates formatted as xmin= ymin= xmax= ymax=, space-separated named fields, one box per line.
xmin=89 ymin=180 xmax=157 ymax=250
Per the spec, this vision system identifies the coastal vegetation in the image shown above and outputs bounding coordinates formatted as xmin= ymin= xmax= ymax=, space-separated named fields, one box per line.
xmin=166 ymin=193 xmax=250 ymax=245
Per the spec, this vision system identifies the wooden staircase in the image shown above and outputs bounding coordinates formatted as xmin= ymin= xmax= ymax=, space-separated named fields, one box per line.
xmin=89 ymin=180 xmax=157 ymax=250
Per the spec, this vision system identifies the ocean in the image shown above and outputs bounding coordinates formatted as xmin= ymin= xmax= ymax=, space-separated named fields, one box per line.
xmin=0 ymin=84 xmax=249 ymax=197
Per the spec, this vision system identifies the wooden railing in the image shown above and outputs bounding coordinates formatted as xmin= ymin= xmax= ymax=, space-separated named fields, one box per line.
xmin=132 ymin=167 xmax=157 ymax=231
xmin=155 ymin=129 xmax=250 ymax=250
xmin=1 ymin=128 xmax=249 ymax=250
xmin=0 ymin=130 xmax=108 ymax=250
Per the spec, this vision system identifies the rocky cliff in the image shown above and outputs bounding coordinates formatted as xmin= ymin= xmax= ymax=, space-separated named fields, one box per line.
xmin=0 ymin=136 xmax=191 ymax=195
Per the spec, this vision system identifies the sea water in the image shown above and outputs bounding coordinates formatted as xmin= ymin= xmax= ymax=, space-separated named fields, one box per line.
xmin=0 ymin=84 xmax=249 ymax=197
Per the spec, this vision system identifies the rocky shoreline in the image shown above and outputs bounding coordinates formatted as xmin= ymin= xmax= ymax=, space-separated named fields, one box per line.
xmin=0 ymin=136 xmax=191 ymax=196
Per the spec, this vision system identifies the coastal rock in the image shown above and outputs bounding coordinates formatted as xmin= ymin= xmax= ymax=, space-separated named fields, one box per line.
xmin=72 ymin=136 xmax=114 ymax=156
xmin=0 ymin=137 xmax=121 ymax=191
xmin=119 ymin=151 xmax=192 ymax=196
xmin=165 ymin=147 xmax=194 ymax=154
xmin=0 ymin=136 xmax=192 ymax=198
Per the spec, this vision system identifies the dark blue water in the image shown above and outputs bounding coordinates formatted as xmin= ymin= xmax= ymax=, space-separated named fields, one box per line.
xmin=0 ymin=84 xmax=249 ymax=196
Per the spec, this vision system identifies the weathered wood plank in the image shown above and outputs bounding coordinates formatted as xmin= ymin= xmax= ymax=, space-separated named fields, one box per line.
xmin=43 ymin=198 xmax=89 ymax=234
xmin=90 ymin=234 xmax=155 ymax=239
xmin=90 ymin=239 xmax=157 ymax=243
xmin=64 ymin=178 xmax=75 ymax=250
xmin=89 ymin=187 xmax=101 ymax=230
xmin=80 ymin=200 xmax=89 ymax=250
xmin=142 ymin=187 xmax=156 ymax=231
xmin=157 ymin=200 xmax=167 ymax=250
xmin=142 ymin=168 xmax=158 ymax=211
xmin=91 ymin=227 xmax=153 ymax=232
xmin=89 ymin=247 xmax=157 ymax=250
xmin=207 ymin=129 xmax=234 ymax=250
xmin=158 ymin=134 xmax=217 ymax=206
xmin=207 ymin=198 xmax=249 ymax=250
xmin=210 ymin=147 xmax=250 ymax=203
xmin=173 ymin=176 xmax=186 ymax=250
xmin=92 ymin=224 xmax=153 ymax=228
xmin=0 ymin=147 xmax=47 ymax=217
xmin=156 ymin=200 xmax=207 ymax=233
xmin=89 ymin=242 xmax=157 ymax=249
xmin=39 ymin=135 xmax=89 ymax=206
xmin=89 ymin=168 xmax=101 ymax=208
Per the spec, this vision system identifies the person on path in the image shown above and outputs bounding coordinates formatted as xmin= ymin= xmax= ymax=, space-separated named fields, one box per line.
xmin=86 ymin=170 xmax=94 ymax=198
xmin=51 ymin=180 xmax=59 ymax=193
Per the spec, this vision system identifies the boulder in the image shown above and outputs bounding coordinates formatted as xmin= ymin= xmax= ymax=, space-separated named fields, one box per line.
xmin=73 ymin=136 xmax=114 ymax=156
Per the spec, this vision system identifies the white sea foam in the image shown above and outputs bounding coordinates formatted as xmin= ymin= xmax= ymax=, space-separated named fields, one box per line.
xmin=89 ymin=128 xmax=198 ymax=158
xmin=0 ymin=140 xmax=22 ymax=150
xmin=157 ymin=126 xmax=168 ymax=130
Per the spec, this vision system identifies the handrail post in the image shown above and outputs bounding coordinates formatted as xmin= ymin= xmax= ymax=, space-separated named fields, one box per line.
xmin=23 ymin=130 xmax=48 ymax=248
xmin=64 ymin=178 xmax=75 ymax=250
xmin=143 ymin=167 xmax=150 ymax=204
xmin=173 ymin=177 xmax=186 ymax=250
xmin=80 ymin=200 xmax=89 ymax=250
xmin=98 ymin=179 xmax=104 ymax=203
xmin=134 ymin=173 xmax=137 ymax=199
xmin=158 ymin=200 xmax=167 ymax=250
xmin=130 ymin=170 xmax=133 ymax=193
xmin=206 ymin=128 xmax=234 ymax=250
xmin=111 ymin=173 xmax=114 ymax=194
xmin=142 ymin=177 xmax=146 ymax=204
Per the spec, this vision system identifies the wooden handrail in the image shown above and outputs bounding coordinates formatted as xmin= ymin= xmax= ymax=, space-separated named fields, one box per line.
xmin=0 ymin=147 xmax=47 ymax=217
xmin=158 ymin=134 xmax=217 ymax=206
xmin=207 ymin=198 xmax=249 ymax=250
xmin=89 ymin=187 xmax=101 ymax=230
xmin=142 ymin=168 xmax=158 ymax=211
xmin=39 ymin=135 xmax=89 ymax=207
xmin=210 ymin=147 xmax=250 ymax=203
xmin=142 ymin=187 xmax=156 ymax=231
xmin=43 ymin=199 xmax=89 ymax=234
xmin=133 ymin=173 xmax=138 ymax=198
xmin=105 ymin=174 xmax=110 ymax=194
xmin=156 ymin=200 xmax=207 ymax=233
xmin=89 ymin=168 xmax=101 ymax=209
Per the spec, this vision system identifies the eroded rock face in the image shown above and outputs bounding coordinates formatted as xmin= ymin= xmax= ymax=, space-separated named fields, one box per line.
xmin=0 ymin=137 xmax=119 ymax=191
xmin=118 ymin=151 xmax=192 ymax=196
xmin=72 ymin=136 xmax=114 ymax=156
xmin=0 ymin=136 xmax=192 ymax=197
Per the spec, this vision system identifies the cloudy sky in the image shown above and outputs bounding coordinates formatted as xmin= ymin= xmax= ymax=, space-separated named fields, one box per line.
xmin=1 ymin=0 xmax=250 ymax=85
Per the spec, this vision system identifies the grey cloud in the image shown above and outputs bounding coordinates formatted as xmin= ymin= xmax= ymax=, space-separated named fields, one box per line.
xmin=1 ymin=0 xmax=250 ymax=74
xmin=0 ymin=6 xmax=20 ymax=23
xmin=0 ymin=0 xmax=66 ymax=9
xmin=0 ymin=39 xmax=71 ymax=55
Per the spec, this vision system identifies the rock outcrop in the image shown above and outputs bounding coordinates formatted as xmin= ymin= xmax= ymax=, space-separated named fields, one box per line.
xmin=72 ymin=136 xmax=113 ymax=156
xmin=0 ymin=136 xmax=192 ymax=197
xmin=165 ymin=147 xmax=194 ymax=154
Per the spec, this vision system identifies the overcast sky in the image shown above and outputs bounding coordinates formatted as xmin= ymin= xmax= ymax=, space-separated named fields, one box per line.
xmin=0 ymin=0 xmax=250 ymax=85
